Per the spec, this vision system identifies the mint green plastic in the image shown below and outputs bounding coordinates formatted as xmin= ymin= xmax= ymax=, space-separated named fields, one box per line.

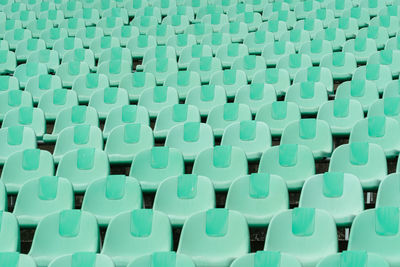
xmin=216 ymin=43 xmax=248 ymax=69
xmin=376 ymin=173 xmax=400 ymax=207
xmin=317 ymin=251 xmax=389 ymax=267
xmin=0 ymin=212 xmax=20 ymax=252
xmin=320 ymin=52 xmax=357 ymax=80
xmin=0 ymin=126 xmax=36 ymax=165
xmin=2 ymin=107 xmax=45 ymax=139
xmin=0 ymin=253 xmax=36 ymax=267
xmin=178 ymin=44 xmax=213 ymax=70
xmin=0 ymin=181 xmax=6 ymax=211
xmin=0 ymin=90 xmax=32 ymax=121
xmin=208 ymin=69 xmax=247 ymax=99
xmin=164 ymin=71 xmax=201 ymax=100
xmin=231 ymin=251 xmax=302 ymax=267
xmin=127 ymin=252 xmax=195 ymax=267
xmin=187 ymin=56 xmax=222 ymax=84
xmin=25 ymin=74 xmax=61 ymax=104
xmin=353 ymin=64 xmax=393 ymax=94
xmin=277 ymin=53 xmax=313 ymax=80
xmin=234 ymin=84 xmax=276 ymax=115
xmin=285 ymin=81 xmax=328 ymax=115
xmin=185 ymin=85 xmax=227 ymax=116
xmin=335 ymin=80 xmax=379 ymax=112
xmin=88 ymin=87 xmax=129 ymax=120
xmin=48 ymin=253 xmax=114 ymax=267
xmin=38 ymin=89 xmax=78 ymax=121
xmin=294 ymin=67 xmax=334 ymax=94
xmin=82 ymin=176 xmax=142 ymax=226
xmin=344 ymin=38 xmax=377 ymax=64
xmin=138 ymin=86 xmax=179 ymax=118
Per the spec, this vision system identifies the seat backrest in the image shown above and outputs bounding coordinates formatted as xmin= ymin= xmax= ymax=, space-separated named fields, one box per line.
xmin=127 ymin=251 xmax=195 ymax=267
xmin=231 ymin=251 xmax=302 ymax=267
xmin=316 ymin=251 xmax=389 ymax=267
xmin=48 ymin=253 xmax=115 ymax=267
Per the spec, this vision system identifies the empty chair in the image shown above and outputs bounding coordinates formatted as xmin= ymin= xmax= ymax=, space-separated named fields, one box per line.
xmin=187 ymin=56 xmax=222 ymax=84
xmin=299 ymin=39 xmax=333 ymax=65
xmin=13 ymin=62 xmax=47 ymax=89
xmin=112 ymin=25 xmax=139 ymax=47
xmin=226 ymin=173 xmax=288 ymax=227
xmin=221 ymin=121 xmax=271 ymax=161
xmin=317 ymin=99 xmax=364 ymax=136
xmin=48 ymin=253 xmax=115 ymax=267
xmin=349 ymin=116 xmax=400 ymax=158
xmin=384 ymin=80 xmax=400 ymax=98
xmin=128 ymin=252 xmax=195 ymax=267
xmin=15 ymin=38 xmax=45 ymax=62
xmin=352 ymin=64 xmax=393 ymax=94
xmin=358 ymin=26 xmax=389 ymax=50
xmin=130 ymin=147 xmax=184 ymax=192
xmin=0 ymin=211 xmax=19 ymax=252
xmin=29 ymin=210 xmax=99 ymax=267
xmin=185 ymin=85 xmax=227 ymax=117
xmin=231 ymin=55 xmax=265 ymax=82
xmin=269 ymin=10 xmax=296 ymax=30
xmin=53 ymin=125 xmax=103 ymax=163
xmin=192 ymin=145 xmax=248 ymax=191
xmin=258 ymin=20 xmax=287 ymax=41
xmin=277 ymin=53 xmax=313 ymax=80
xmin=262 ymin=41 xmax=296 ymax=67
xmin=178 ymin=44 xmax=213 ymax=70
xmin=89 ymin=36 xmax=120 ymax=60
xmin=368 ymin=50 xmax=400 ymax=78
xmin=98 ymin=60 xmax=131 ymax=87
xmin=0 ymin=126 xmax=36 ymax=165
xmin=343 ymin=6 xmax=371 ymax=27
xmin=3 ymin=107 xmax=45 ymax=139
xmin=295 ymin=0 xmax=320 ymax=20
xmin=221 ymin=21 xmax=248 ymax=43
xmin=120 ymin=72 xmax=156 ymax=102
xmin=53 ymin=37 xmax=83 ymax=59
xmin=281 ymin=29 xmax=311 ymax=52
xmin=163 ymin=14 xmax=190 ymax=35
xmin=335 ymin=80 xmax=379 ymax=112
xmin=329 ymin=142 xmax=387 ymax=189
xmin=343 ymin=37 xmax=377 ymax=64
xmin=216 ymin=43 xmax=248 ymax=69
xmin=209 ymin=69 xmax=248 ymax=99
xmin=281 ymin=119 xmax=333 ymax=159
xmin=329 ymin=17 xmax=358 ymax=39
xmin=27 ymin=49 xmax=59 ymax=74
xmin=138 ymin=86 xmax=179 ymax=118
xmin=88 ymin=87 xmax=129 ymax=120
xmin=234 ymin=83 xmax=276 ymax=115
xmin=56 ymin=61 xmax=90 ymax=88
xmin=38 ymin=89 xmax=78 ymax=121
xmin=25 ymin=74 xmax=62 ymax=104
xmin=44 ymin=106 xmax=99 ymax=142
xmin=243 ymin=30 xmax=275 ymax=55
xmin=128 ymin=34 xmax=157 ymax=60
xmin=299 ymin=172 xmax=364 ymax=226
xmin=252 ymin=68 xmax=291 ymax=97
xmin=0 ymin=252 xmax=37 ymax=267
xmin=0 ymin=90 xmax=33 ymax=121
xmin=285 ymin=82 xmax=328 ymax=115
xmin=231 ymin=251 xmax=302 ymax=267
xmin=82 ymin=175 xmax=142 ymax=226
xmin=206 ymin=103 xmax=252 ymax=138
xmin=386 ymin=35 xmax=400 ymax=51
xmin=317 ymin=251 xmax=389 ymax=267
xmin=97 ymin=17 xmax=124 ymax=36
xmin=348 ymin=207 xmax=400 ymax=266
xmin=144 ymin=58 xmax=178 ymax=85
xmin=101 ymin=209 xmax=172 ymax=267
xmin=293 ymin=66 xmax=333 ymax=95
xmin=40 ymin=27 xmax=69 ymax=49
xmin=0 ymin=50 xmax=15 ymax=74
xmin=178 ymin=208 xmax=249 ymax=267
xmin=153 ymin=174 xmax=215 ymax=227
xmin=13 ymin=176 xmax=74 ymax=227
xmin=76 ymin=26 xmax=104 ymax=48
xmin=63 ymin=48 xmax=95 ymax=72
xmin=5 ymin=28 xmax=32 ymax=50
xmin=0 ymin=76 xmax=19 ymax=93
xmin=320 ymin=52 xmax=357 ymax=80
xmin=314 ymin=28 xmax=346 ymax=52
xmin=368 ymin=97 xmax=400 ymax=124
xmin=376 ymin=173 xmax=400 ymax=208
xmin=167 ymin=33 xmax=197 ymax=57
xmin=164 ymin=71 xmax=201 ymax=100
xmin=265 ymin=208 xmax=337 ymax=267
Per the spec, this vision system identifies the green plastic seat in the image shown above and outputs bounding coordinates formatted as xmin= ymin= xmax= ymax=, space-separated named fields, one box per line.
xmin=195 ymin=5 xmax=224 ymax=22
xmin=329 ymin=142 xmax=387 ymax=189
xmin=101 ymin=209 xmax=172 ymax=267
xmin=177 ymin=208 xmax=249 ymax=267
xmin=307 ymin=8 xmax=335 ymax=28
xmin=255 ymin=101 xmax=301 ymax=137
xmin=165 ymin=71 xmax=201 ymax=100
xmin=294 ymin=66 xmax=333 ymax=94
xmin=3 ymin=107 xmax=45 ymax=139
xmin=112 ymin=25 xmax=139 ymax=47
xmin=326 ymin=0 xmax=352 ymax=17
xmin=350 ymin=116 xmax=400 ymax=158
xmin=14 ymin=62 xmax=48 ymax=89
xmin=135 ymin=6 xmax=162 ymax=23
xmin=221 ymin=22 xmax=248 ymax=43
xmin=162 ymin=15 xmax=190 ymax=35
xmin=38 ymin=9 xmax=64 ymax=27
xmin=200 ymin=13 xmax=229 ymax=33
xmin=0 ymin=181 xmax=6 ymax=211
xmin=209 ymin=69 xmax=248 ymax=99
xmin=269 ymin=10 xmax=296 ymax=30
xmin=317 ymin=251 xmax=389 ymax=267
xmin=226 ymin=173 xmax=288 ymax=226
xmin=119 ymin=72 xmax=156 ymax=102
xmin=200 ymin=32 xmax=231 ymax=56
xmin=60 ymin=1 xmax=83 ymax=19
xmin=105 ymin=124 xmax=153 ymax=164
xmin=335 ymin=80 xmax=379 ymax=112
xmin=294 ymin=0 xmax=320 ymax=20
xmin=138 ymin=86 xmax=179 ymax=118
xmin=153 ymin=174 xmax=215 ymax=226
xmin=358 ymin=26 xmax=389 ymax=50
xmin=102 ymin=7 xmax=129 ymax=24
xmin=281 ymin=29 xmax=311 ymax=52
xmin=320 ymin=52 xmax=357 ymax=80
xmin=252 ymin=68 xmax=291 ymax=97
xmin=314 ymin=27 xmax=346 ymax=52
xmin=1 ymin=149 xmax=53 ymax=193
xmin=206 ymin=103 xmax=252 ymax=138
xmin=343 ymin=37 xmax=377 ymax=64
xmin=384 ymin=80 xmax=400 ymax=99
xmin=299 ymin=172 xmax=364 ymax=226
xmin=353 ymin=64 xmax=393 ymax=94
xmin=242 ymin=0 xmax=265 ymax=12
xmin=329 ymin=17 xmax=358 ymax=39
xmin=368 ymin=50 xmax=400 ymax=78
xmin=88 ymin=87 xmax=129 ymax=120
xmin=71 ymin=73 xmax=109 ymax=104
xmin=29 ymin=210 xmax=99 ymax=267
xmin=221 ymin=121 xmax=271 ymax=161
xmin=285 ymin=82 xmax=328 ymax=115
xmin=56 ymin=61 xmax=90 ymax=88
xmin=0 ymin=76 xmax=19 ymax=92
xmin=0 ymin=90 xmax=33 ymax=121
xmin=385 ymin=35 xmax=400 ymax=51
xmin=44 ymin=106 xmax=99 ymax=142
xmin=39 ymin=27 xmax=69 ymax=49
xmin=299 ymin=39 xmax=333 ymax=66
xmin=379 ymin=3 xmax=400 ymax=17
xmin=348 ymin=207 xmax=400 ymax=266
xmin=165 ymin=122 xmax=214 ymax=162
xmin=185 ymin=85 xmax=227 ymax=117
xmin=234 ymin=83 xmax=276 ymax=114
xmin=82 ymin=175 xmax=142 ymax=226
xmin=317 ymin=99 xmax=364 ymax=136
xmin=0 ymin=19 xmax=22 ymax=39
xmin=89 ymin=36 xmax=120 ymax=60
xmin=131 ymin=15 xmax=158 ymax=35
xmin=277 ymin=53 xmax=313 ymax=81
xmin=178 ymin=44 xmax=213 ymax=70
xmin=368 ymin=97 xmax=400 ymax=125
xmin=192 ymin=146 xmax=247 ymax=191
xmin=187 ymin=56 xmax=222 ymax=84
xmin=216 ymin=43 xmax=249 ymax=69
xmin=13 ymin=176 xmax=73 ymax=227
xmin=360 ymin=0 xmax=385 ymax=16
xmin=231 ymin=55 xmax=265 ymax=82
xmin=16 ymin=38 xmax=46 ymax=62
xmin=0 ymin=126 xmax=36 ymax=165
xmin=228 ymin=2 xmax=254 ymax=22
xmin=124 ymin=0 xmax=148 ymax=17
xmin=265 ymin=208 xmax=338 ymax=267
xmin=231 ymin=251 xmax=302 ymax=267
xmin=76 ymin=26 xmax=104 ymax=48
xmin=56 ymin=148 xmax=109 ymax=192
xmin=166 ymin=33 xmax=197 ymax=57
xmin=167 ymin=5 xmax=195 ymax=23
xmin=370 ymin=16 xmax=398 ymax=38
xmin=154 ymin=104 xmax=200 ymax=140
xmin=343 ymin=7 xmax=371 ymax=28
xmin=59 ymin=18 xmax=85 ymax=37
xmin=48 ymin=253 xmax=114 ymax=267
xmin=259 ymin=144 xmax=315 ymax=190
xmin=281 ymin=119 xmax=332 ymax=159
xmin=38 ymin=89 xmax=78 ymax=121
xmin=147 ymin=24 xmax=175 ymax=46
xmin=4 ymin=28 xmax=31 ymax=50
xmin=138 ymin=45 xmax=176 ymax=71
xmin=243 ymin=30 xmax=274 ymax=55
xmin=33 ymin=2 xmax=56 ymax=17
xmin=235 ymin=12 xmax=262 ymax=32
xmin=0 ymin=212 xmax=19 ymax=252
xmin=25 ymin=74 xmax=62 ymax=104
xmin=0 ymin=252 xmax=37 ymax=267
xmin=63 ymin=48 xmax=96 ymax=72
xmin=128 ymin=251 xmax=195 ymax=267
xmin=27 ymin=49 xmax=60 ymax=74
xmin=377 ymin=173 xmax=400 ymax=208
xmin=144 ymin=58 xmax=179 ymax=85
xmin=184 ymin=23 xmax=213 ymax=43
xmin=53 ymin=125 xmax=103 ymax=163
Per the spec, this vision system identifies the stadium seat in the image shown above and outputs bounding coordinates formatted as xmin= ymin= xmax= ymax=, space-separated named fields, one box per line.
xmin=56 ymin=61 xmax=90 ymax=88
xmin=383 ymin=80 xmax=400 ymax=98
xmin=27 ymin=49 xmax=59 ymax=74
xmin=221 ymin=21 xmax=249 ymax=43
xmin=201 ymin=32 xmax=232 ymax=56
xmin=299 ymin=39 xmax=333 ymax=65
xmin=119 ymin=72 xmax=156 ymax=102
xmin=82 ymin=175 xmax=142 ymax=226
xmin=335 ymin=80 xmax=379 ymax=112
xmin=294 ymin=66 xmax=333 ymax=95
xmin=368 ymin=97 xmax=400 ymax=124
xmin=231 ymin=55 xmax=265 ymax=82
xmin=26 ymin=18 xmax=53 ymax=38
xmin=329 ymin=17 xmax=358 ymax=39
xmin=294 ymin=0 xmax=320 ymax=20
xmin=138 ymin=86 xmax=179 ymax=118
xmin=14 ymin=62 xmax=47 ymax=89
xmin=4 ymin=28 xmax=32 ymax=50
xmin=163 ymin=15 xmax=190 ymax=35
xmin=48 ymin=253 xmax=115 ymax=267
xmin=63 ymin=48 xmax=96 ymax=72
xmin=234 ymin=83 xmax=276 ymax=115
xmin=153 ymin=174 xmax=215 ymax=227
xmin=13 ymin=176 xmax=74 ymax=227
xmin=329 ymin=142 xmax=387 ymax=189
xmin=188 ymin=56 xmax=222 ymax=84
xmin=128 ymin=34 xmax=157 ymax=60
xmin=89 ymin=36 xmax=120 ymax=60
xmin=201 ymin=13 xmax=229 ymax=33
xmin=285 ymin=82 xmax=328 ymax=115
xmin=314 ymin=27 xmax=346 ymax=51
xmin=3 ymin=107 xmax=45 ymax=139
xmin=72 ymin=73 xmax=110 ymax=104
xmin=98 ymin=59 xmax=131 ymax=87
xmin=281 ymin=29 xmax=311 ymax=52
xmin=185 ymin=23 xmax=213 ymax=43
xmin=358 ymin=26 xmax=389 ymax=50
xmin=320 ymin=52 xmax=357 ymax=80
xmin=0 ymin=252 xmax=37 ymax=267
xmin=101 ymin=209 xmax=172 ymax=267
xmin=0 ymin=181 xmax=6 ymax=211
xmin=40 ymin=28 xmax=69 ymax=49
xmin=164 ymin=71 xmax=201 ymax=100
xmin=178 ymin=44 xmax=213 ymax=70
xmin=231 ymin=251 xmax=301 ymax=267
xmin=258 ymin=20 xmax=288 ymax=41
xmin=252 ymin=68 xmax=291 ymax=97
xmin=343 ymin=37 xmax=377 ymax=64
xmin=166 ymin=33 xmax=197 ymax=57
xmin=25 ymin=74 xmax=62 ymax=104
xmin=269 ymin=10 xmax=296 ymax=30
xmin=352 ymin=64 xmax=393 ymax=94
xmin=112 ymin=25 xmax=139 ymax=47
xmin=277 ymin=53 xmax=313 ymax=80
xmin=263 ymin=40 xmax=296 ymax=67
xmin=53 ymin=37 xmax=83 ymax=59
xmin=0 ymin=212 xmax=19 ymax=252
xmin=138 ymin=46 xmax=176 ymax=72
xmin=0 ymin=76 xmax=19 ymax=92
xmin=0 ymin=126 xmax=36 ymax=165
xmin=368 ymin=50 xmax=400 ymax=78
xmin=177 ymin=209 xmax=249 ymax=267
xmin=386 ymin=35 xmax=400 ymax=51
xmin=127 ymin=251 xmax=195 ymax=267
xmin=343 ymin=7 xmax=371 ymax=28
xmin=243 ymin=30 xmax=274 ymax=55
xmin=76 ymin=26 xmax=104 ymax=48
xmin=225 ymin=173 xmax=288 ymax=226
xmin=144 ymin=58 xmax=179 ymax=85
xmin=88 ymin=87 xmax=129 ymax=120
xmin=376 ymin=173 xmax=400 ymax=208
xmin=317 ymin=251 xmax=389 ymax=267
xmin=216 ymin=43 xmax=249 ymax=69
xmin=209 ymin=69 xmax=248 ymax=99
xmin=29 ymin=210 xmax=99 ymax=267
xmin=38 ymin=89 xmax=78 ymax=121
xmin=0 ymin=90 xmax=33 ymax=122
xmin=307 ymin=8 xmax=335 ymax=28
xmin=185 ymin=85 xmax=227 ymax=117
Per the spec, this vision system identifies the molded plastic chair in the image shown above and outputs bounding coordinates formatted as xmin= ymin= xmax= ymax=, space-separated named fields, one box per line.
xmin=200 ymin=32 xmax=232 ymax=56
xmin=0 ymin=181 xmax=6 ymax=211
xmin=252 ymin=68 xmax=291 ymax=97
xmin=0 ymin=126 xmax=36 ymax=165
xmin=82 ymin=175 xmax=142 ymax=226
xmin=40 ymin=27 xmax=69 ymax=49
xmin=119 ymin=72 xmax=156 ymax=102
xmin=25 ymin=74 xmax=62 ymax=104
xmin=234 ymin=83 xmax=276 ymax=115
xmin=368 ymin=50 xmax=400 ymax=78
xmin=231 ymin=251 xmax=302 ymax=267
xmin=13 ymin=176 xmax=74 ymax=227
xmin=231 ymin=55 xmax=265 ymax=82
xmin=29 ymin=210 xmax=99 ymax=267
xmin=216 ymin=43 xmax=249 ymax=69
xmin=178 ymin=44 xmax=213 ymax=70
xmin=262 ymin=41 xmax=296 ymax=67
xmin=185 ymin=85 xmax=227 ymax=117
xmin=0 ymin=50 xmax=16 ymax=74
xmin=88 ymin=87 xmax=129 ymax=120
xmin=89 ymin=36 xmax=120 ymax=60
xmin=358 ymin=26 xmax=389 ymax=50
xmin=335 ymin=80 xmax=379 ymax=112
xmin=56 ymin=61 xmax=90 ymax=88
xmin=243 ymin=30 xmax=274 ymax=55
xmin=329 ymin=17 xmax=358 ymax=39
xmin=0 ymin=90 xmax=33 ymax=121
xmin=14 ymin=62 xmax=47 ymax=89
xmin=0 ymin=212 xmax=19 ymax=252
xmin=63 ymin=48 xmax=95 ymax=72
xmin=277 ymin=53 xmax=313 ymax=80
xmin=27 ymin=49 xmax=59 ymax=74
xmin=128 ymin=34 xmax=157 ymax=60
xmin=3 ymin=107 xmax=46 ymax=139
xmin=352 ymin=64 xmax=393 ymax=94
xmin=285 ymin=82 xmax=328 ymax=115
xmin=38 ymin=89 xmax=79 ymax=121
xmin=138 ymin=86 xmax=179 ymax=118
xmin=314 ymin=27 xmax=346 ymax=51
xmin=76 ymin=26 xmax=104 ymax=48
xmin=329 ymin=142 xmax=387 ymax=189
xmin=0 ymin=76 xmax=19 ymax=93
xmin=72 ymin=73 xmax=110 ymax=104
xmin=342 ymin=7 xmax=371 ymax=28
xmin=281 ymin=29 xmax=311 ymax=52
xmin=177 ymin=209 xmax=249 ymax=267
xmin=384 ymin=80 xmax=400 ymax=98
xmin=299 ymin=39 xmax=333 ymax=65
xmin=127 ymin=252 xmax=195 ymax=267
xmin=316 ymin=251 xmax=389 ymax=267
xmin=153 ymin=174 xmax=215 ymax=227
xmin=112 ymin=25 xmax=139 ymax=47
xmin=0 ymin=252 xmax=37 ymax=267
xmin=294 ymin=66 xmax=333 ymax=95
xmin=101 ymin=210 xmax=172 ymax=267
xmin=209 ymin=69 xmax=248 ymax=99
xmin=320 ymin=52 xmax=357 ymax=80
xmin=368 ymin=97 xmax=400 ymax=125
xmin=265 ymin=208 xmax=338 ymax=267
xmin=376 ymin=173 xmax=400 ymax=208
xmin=144 ymin=58 xmax=179 ymax=85
xmin=166 ymin=33 xmax=197 ymax=57
xmin=188 ymin=56 xmax=222 ymax=84
xmin=165 ymin=71 xmax=201 ymax=100
xmin=343 ymin=37 xmax=377 ymax=64
xmin=48 ymin=253 xmax=115 ymax=267
xmin=226 ymin=173 xmax=288 ymax=226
